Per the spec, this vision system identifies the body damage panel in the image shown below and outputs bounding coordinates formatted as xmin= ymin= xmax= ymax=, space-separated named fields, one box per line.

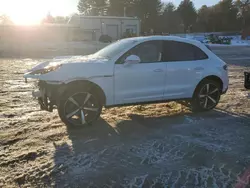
xmin=24 ymin=55 xmax=115 ymax=105
xmin=24 ymin=55 xmax=114 ymax=82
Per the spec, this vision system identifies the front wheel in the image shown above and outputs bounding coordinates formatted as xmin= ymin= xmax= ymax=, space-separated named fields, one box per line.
xmin=58 ymin=89 xmax=102 ymax=127
xmin=191 ymin=80 xmax=221 ymax=112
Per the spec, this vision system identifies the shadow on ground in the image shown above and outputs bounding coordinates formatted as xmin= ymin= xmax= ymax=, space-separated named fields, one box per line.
xmin=48 ymin=109 xmax=250 ymax=187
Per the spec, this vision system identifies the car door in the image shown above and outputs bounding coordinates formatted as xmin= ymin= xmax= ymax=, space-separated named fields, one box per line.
xmin=162 ymin=40 xmax=208 ymax=99
xmin=114 ymin=40 xmax=167 ymax=104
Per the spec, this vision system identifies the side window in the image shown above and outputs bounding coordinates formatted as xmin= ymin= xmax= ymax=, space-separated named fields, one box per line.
xmin=162 ymin=41 xmax=208 ymax=62
xmin=116 ymin=41 xmax=162 ymax=64
xmin=194 ymin=46 xmax=209 ymax=60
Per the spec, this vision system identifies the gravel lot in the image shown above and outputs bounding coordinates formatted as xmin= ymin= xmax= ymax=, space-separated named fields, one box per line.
xmin=0 ymin=46 xmax=250 ymax=188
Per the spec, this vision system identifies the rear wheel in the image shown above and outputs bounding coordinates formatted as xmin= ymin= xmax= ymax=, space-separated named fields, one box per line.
xmin=58 ymin=89 xmax=102 ymax=127
xmin=191 ymin=80 xmax=221 ymax=112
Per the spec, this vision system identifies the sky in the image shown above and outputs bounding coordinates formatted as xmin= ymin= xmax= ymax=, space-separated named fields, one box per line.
xmin=0 ymin=0 xmax=220 ymax=25
xmin=169 ymin=0 xmax=220 ymax=8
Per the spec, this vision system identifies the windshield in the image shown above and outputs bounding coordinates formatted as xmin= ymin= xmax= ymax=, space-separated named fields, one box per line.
xmin=93 ymin=39 xmax=137 ymax=59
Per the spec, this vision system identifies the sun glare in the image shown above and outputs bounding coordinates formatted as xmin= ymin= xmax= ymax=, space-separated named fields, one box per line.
xmin=1 ymin=0 xmax=50 ymax=25
xmin=11 ymin=12 xmax=44 ymax=25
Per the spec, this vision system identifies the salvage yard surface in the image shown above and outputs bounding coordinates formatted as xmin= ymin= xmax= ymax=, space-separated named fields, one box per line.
xmin=0 ymin=46 xmax=250 ymax=187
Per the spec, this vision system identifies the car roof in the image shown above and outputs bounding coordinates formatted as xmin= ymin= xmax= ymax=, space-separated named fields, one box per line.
xmin=122 ymin=36 xmax=202 ymax=46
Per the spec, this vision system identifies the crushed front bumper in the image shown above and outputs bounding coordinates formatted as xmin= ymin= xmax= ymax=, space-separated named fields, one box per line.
xmin=32 ymin=90 xmax=42 ymax=98
xmin=32 ymin=88 xmax=54 ymax=112
xmin=32 ymin=81 xmax=64 ymax=112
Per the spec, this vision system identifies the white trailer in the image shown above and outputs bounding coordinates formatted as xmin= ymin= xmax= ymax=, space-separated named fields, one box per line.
xmin=68 ymin=15 xmax=140 ymax=41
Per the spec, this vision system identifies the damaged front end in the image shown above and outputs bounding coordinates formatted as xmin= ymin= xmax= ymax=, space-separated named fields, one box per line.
xmin=24 ymin=62 xmax=64 ymax=112
xmin=32 ymin=81 xmax=62 ymax=112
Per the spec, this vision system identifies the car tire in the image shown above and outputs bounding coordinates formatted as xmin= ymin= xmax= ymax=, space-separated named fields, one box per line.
xmin=58 ymin=86 xmax=102 ymax=127
xmin=191 ymin=79 xmax=221 ymax=112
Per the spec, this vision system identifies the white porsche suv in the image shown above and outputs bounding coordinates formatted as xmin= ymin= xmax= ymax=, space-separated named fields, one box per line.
xmin=24 ymin=36 xmax=229 ymax=127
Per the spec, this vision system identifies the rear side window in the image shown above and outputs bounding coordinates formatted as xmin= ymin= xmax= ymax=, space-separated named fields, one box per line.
xmin=162 ymin=41 xmax=208 ymax=62
xmin=194 ymin=45 xmax=209 ymax=60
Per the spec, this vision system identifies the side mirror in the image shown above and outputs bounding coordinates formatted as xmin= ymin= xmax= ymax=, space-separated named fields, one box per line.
xmin=124 ymin=55 xmax=141 ymax=66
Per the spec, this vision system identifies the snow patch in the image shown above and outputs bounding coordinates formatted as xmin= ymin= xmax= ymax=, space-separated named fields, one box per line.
xmin=182 ymin=34 xmax=250 ymax=46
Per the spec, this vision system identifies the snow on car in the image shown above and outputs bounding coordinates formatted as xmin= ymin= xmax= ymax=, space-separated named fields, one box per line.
xmin=24 ymin=36 xmax=229 ymax=127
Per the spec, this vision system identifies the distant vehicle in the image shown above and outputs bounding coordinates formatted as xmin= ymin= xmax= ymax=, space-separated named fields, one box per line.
xmin=205 ymin=34 xmax=232 ymax=45
xmin=99 ymin=35 xmax=112 ymax=43
xmin=24 ymin=36 xmax=229 ymax=127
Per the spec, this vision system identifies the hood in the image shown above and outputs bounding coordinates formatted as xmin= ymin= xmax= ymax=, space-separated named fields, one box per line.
xmin=53 ymin=55 xmax=109 ymax=64
xmin=24 ymin=55 xmax=114 ymax=82
xmin=26 ymin=55 xmax=108 ymax=73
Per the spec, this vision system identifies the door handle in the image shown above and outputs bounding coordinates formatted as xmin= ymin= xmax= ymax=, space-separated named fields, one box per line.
xmin=154 ymin=69 xmax=163 ymax=72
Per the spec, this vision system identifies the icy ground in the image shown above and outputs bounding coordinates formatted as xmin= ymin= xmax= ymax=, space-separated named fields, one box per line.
xmin=0 ymin=46 xmax=250 ymax=187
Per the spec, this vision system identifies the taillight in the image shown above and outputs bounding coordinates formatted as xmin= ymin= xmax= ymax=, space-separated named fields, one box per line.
xmin=223 ymin=65 xmax=228 ymax=71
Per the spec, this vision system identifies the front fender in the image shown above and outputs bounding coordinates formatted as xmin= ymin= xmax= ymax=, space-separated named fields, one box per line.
xmin=64 ymin=76 xmax=114 ymax=106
